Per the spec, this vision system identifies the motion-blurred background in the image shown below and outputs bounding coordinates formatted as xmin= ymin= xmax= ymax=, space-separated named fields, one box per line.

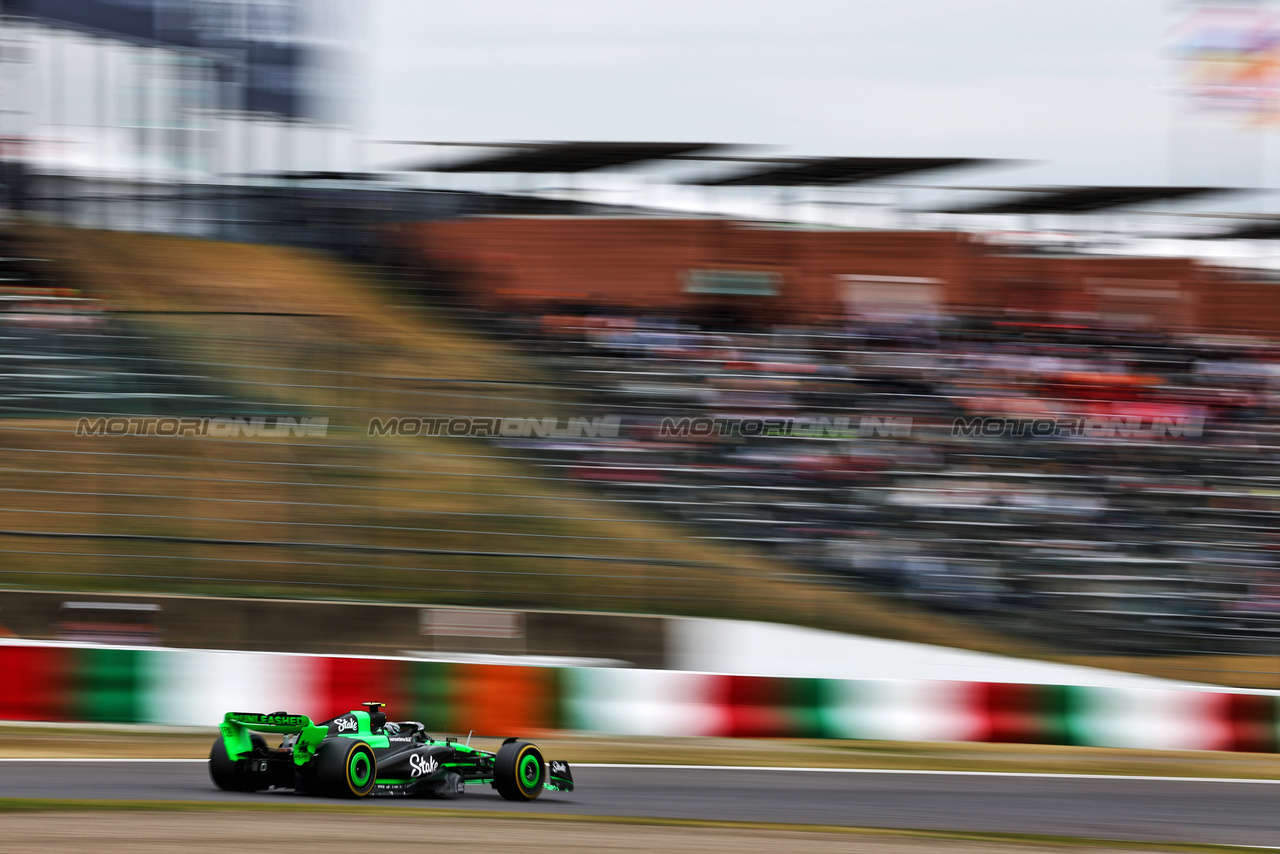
xmin=6 ymin=0 xmax=1280 ymax=692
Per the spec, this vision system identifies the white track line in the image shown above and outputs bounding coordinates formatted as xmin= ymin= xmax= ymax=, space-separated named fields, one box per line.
xmin=576 ymin=764 xmax=1280 ymax=784
xmin=0 ymin=758 xmax=204 ymax=763
xmin=1 ymin=758 xmax=1279 ymax=785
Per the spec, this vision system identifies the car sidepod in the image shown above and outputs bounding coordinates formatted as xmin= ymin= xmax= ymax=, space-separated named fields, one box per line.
xmin=371 ymin=743 xmax=478 ymax=798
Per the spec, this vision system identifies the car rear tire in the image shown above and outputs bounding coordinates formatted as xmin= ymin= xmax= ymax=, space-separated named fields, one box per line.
xmin=208 ymin=734 xmax=266 ymax=792
xmin=494 ymin=740 xmax=545 ymax=801
xmin=315 ymin=739 xmax=377 ymax=798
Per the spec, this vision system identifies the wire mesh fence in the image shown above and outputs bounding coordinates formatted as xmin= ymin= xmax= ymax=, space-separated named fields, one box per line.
xmin=0 ymin=308 xmax=833 ymax=625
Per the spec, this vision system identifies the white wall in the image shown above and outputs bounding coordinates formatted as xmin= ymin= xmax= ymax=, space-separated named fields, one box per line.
xmin=667 ymin=617 xmax=1206 ymax=689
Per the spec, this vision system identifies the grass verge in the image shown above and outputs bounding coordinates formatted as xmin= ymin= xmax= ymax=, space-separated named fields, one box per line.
xmin=0 ymin=802 xmax=1267 ymax=853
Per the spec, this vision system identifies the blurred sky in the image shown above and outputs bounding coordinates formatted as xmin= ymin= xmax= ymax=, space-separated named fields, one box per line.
xmin=368 ymin=0 xmax=1186 ymax=187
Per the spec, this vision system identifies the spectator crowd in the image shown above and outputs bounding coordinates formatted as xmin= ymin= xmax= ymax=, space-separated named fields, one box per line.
xmin=495 ymin=309 xmax=1280 ymax=653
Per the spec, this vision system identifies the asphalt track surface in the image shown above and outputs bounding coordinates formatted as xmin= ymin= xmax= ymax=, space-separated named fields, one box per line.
xmin=3 ymin=760 xmax=1280 ymax=847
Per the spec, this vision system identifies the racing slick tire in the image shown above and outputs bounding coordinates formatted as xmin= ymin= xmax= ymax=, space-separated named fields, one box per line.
xmin=494 ymin=740 xmax=545 ymax=801
xmin=315 ymin=739 xmax=377 ymax=798
xmin=209 ymin=734 xmax=266 ymax=792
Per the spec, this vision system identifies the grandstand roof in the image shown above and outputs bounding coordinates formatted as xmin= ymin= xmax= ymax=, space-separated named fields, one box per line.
xmin=252 ymin=171 xmax=384 ymax=182
xmin=937 ymin=185 xmax=1235 ymax=215
xmin=420 ymin=141 xmax=726 ymax=173
xmin=1212 ymin=218 xmax=1280 ymax=239
xmin=685 ymin=156 xmax=991 ymax=186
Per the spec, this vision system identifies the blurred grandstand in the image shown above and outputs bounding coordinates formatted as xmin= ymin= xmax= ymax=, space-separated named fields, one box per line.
xmin=5 ymin=205 xmax=1280 ymax=664
xmin=7 ymin=12 xmax=1280 ymax=666
xmin=476 ymin=308 xmax=1280 ymax=655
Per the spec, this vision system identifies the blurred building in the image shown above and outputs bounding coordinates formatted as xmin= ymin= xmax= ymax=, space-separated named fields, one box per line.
xmin=0 ymin=0 xmax=358 ymax=235
xmin=403 ymin=216 xmax=1280 ymax=335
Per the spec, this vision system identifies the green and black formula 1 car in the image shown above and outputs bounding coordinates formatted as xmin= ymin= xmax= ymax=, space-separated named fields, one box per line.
xmin=209 ymin=702 xmax=573 ymax=801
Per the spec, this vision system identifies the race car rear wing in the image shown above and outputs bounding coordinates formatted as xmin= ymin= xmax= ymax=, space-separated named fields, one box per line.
xmin=219 ymin=711 xmax=329 ymax=765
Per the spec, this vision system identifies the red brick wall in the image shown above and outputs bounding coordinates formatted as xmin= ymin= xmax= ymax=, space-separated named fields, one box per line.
xmin=405 ymin=218 xmax=978 ymax=322
xmin=1196 ymin=278 xmax=1280 ymax=334
xmin=400 ymin=217 xmax=1280 ymax=334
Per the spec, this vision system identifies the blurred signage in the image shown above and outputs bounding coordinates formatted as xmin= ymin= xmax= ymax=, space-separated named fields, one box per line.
xmin=56 ymin=600 xmax=161 ymax=645
xmin=1170 ymin=1 xmax=1280 ymax=124
xmin=684 ymin=269 xmax=780 ymax=296
xmin=420 ymin=609 xmax=525 ymax=639
xmin=5 ymin=0 xmax=326 ymax=118
xmin=841 ymin=274 xmax=942 ymax=321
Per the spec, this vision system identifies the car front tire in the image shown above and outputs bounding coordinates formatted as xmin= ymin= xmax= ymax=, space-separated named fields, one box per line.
xmin=494 ymin=740 xmax=545 ymax=801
